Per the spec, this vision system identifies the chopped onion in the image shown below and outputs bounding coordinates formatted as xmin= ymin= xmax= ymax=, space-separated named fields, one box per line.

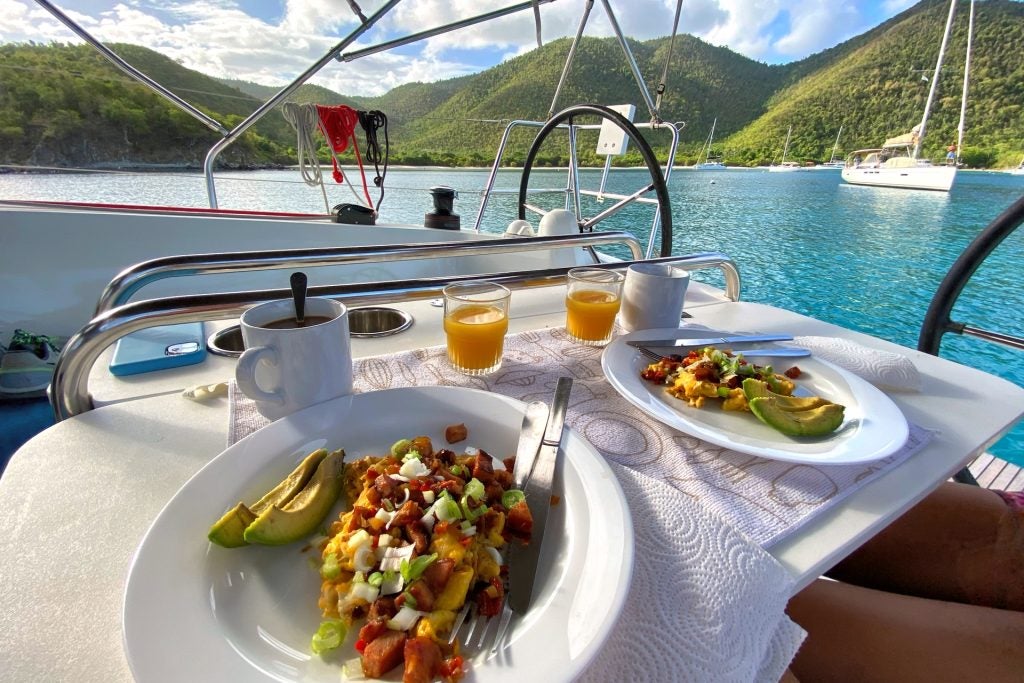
xmin=343 ymin=657 xmax=366 ymax=680
xmin=484 ymin=546 xmax=502 ymax=566
xmin=464 ymin=447 xmax=480 ymax=456
xmin=419 ymin=511 xmax=436 ymax=532
xmin=399 ymin=458 xmax=429 ymax=479
xmin=349 ymin=581 xmax=379 ymax=605
xmin=389 ymin=473 xmax=410 ymax=483
xmin=374 ymin=508 xmax=394 ymax=523
xmin=353 ymin=545 xmax=376 ymax=572
xmin=398 ymin=487 xmax=411 ymax=505
xmin=422 ymin=490 xmax=436 ymax=505
xmin=379 ymin=544 xmax=415 ymax=571
xmin=346 ymin=529 xmax=371 ymax=553
xmin=377 ymin=533 xmax=394 ymax=548
xmin=380 ymin=571 xmax=404 ymax=596
xmin=386 ymin=605 xmax=425 ymax=631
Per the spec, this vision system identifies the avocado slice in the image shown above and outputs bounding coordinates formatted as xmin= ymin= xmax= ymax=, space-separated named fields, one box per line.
xmin=208 ymin=502 xmax=257 ymax=548
xmin=243 ymin=449 xmax=346 ymax=546
xmin=741 ymin=378 xmax=830 ymax=411
xmin=207 ymin=448 xmax=329 ymax=548
xmin=749 ymin=397 xmax=846 ymax=437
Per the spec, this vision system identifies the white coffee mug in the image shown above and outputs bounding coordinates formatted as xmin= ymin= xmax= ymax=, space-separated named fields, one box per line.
xmin=620 ymin=263 xmax=690 ymax=332
xmin=235 ymin=297 xmax=353 ymax=421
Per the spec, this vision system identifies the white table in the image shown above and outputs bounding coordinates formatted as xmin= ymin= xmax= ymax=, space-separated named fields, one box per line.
xmin=2 ymin=287 xmax=1023 ymax=682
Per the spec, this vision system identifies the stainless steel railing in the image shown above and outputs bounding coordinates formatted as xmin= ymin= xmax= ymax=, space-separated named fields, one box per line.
xmin=54 ymin=243 xmax=740 ymax=420
xmin=95 ymin=232 xmax=645 ymax=314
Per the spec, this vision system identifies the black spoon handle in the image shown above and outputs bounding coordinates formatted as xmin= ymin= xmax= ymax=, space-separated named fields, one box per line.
xmin=290 ymin=271 xmax=307 ymax=324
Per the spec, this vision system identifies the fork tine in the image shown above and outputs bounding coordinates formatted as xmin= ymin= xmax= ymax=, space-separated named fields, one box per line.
xmin=635 ymin=344 xmax=664 ymax=362
xmin=448 ymin=603 xmax=472 ymax=646
xmin=488 ymin=602 xmax=514 ymax=655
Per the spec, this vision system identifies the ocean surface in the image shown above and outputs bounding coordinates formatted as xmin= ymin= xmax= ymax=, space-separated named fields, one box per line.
xmin=3 ymin=166 xmax=1023 ymax=465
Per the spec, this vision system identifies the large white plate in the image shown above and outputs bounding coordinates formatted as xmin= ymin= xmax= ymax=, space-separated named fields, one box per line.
xmin=602 ymin=329 xmax=909 ymax=464
xmin=123 ymin=387 xmax=632 ymax=682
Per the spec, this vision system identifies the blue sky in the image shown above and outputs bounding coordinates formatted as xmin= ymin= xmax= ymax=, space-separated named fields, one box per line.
xmin=2 ymin=1 xmax=922 ymax=96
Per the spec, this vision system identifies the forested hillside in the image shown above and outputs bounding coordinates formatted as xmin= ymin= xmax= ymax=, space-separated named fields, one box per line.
xmin=726 ymin=0 xmax=1024 ymax=167
xmin=1 ymin=0 xmax=1021 ymax=169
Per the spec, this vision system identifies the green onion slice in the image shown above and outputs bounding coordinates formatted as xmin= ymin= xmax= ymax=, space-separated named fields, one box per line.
xmin=311 ymin=619 xmax=347 ymax=655
xmin=501 ymin=489 xmax=526 ymax=509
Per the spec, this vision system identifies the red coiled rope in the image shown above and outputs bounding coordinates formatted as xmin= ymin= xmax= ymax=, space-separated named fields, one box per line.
xmin=316 ymin=104 xmax=373 ymax=207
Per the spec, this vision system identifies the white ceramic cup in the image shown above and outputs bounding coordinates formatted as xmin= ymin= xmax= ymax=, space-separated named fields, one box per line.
xmin=620 ymin=263 xmax=690 ymax=332
xmin=235 ymin=297 xmax=353 ymax=421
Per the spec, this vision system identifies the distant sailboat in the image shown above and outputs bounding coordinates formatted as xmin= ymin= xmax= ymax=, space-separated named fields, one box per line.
xmin=695 ymin=118 xmax=726 ymax=169
xmin=768 ymin=126 xmax=801 ymax=172
xmin=842 ymin=0 xmax=969 ymax=191
xmin=816 ymin=126 xmax=845 ymax=169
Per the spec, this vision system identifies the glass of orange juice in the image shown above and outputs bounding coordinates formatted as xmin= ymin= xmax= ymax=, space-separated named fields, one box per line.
xmin=443 ymin=281 xmax=511 ymax=375
xmin=565 ymin=268 xmax=625 ymax=346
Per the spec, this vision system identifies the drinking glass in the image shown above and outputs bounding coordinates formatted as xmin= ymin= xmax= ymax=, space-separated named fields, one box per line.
xmin=565 ymin=268 xmax=625 ymax=346
xmin=443 ymin=281 xmax=511 ymax=375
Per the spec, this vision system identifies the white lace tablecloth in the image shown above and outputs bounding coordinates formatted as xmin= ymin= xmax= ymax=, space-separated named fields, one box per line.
xmin=226 ymin=327 xmax=933 ymax=681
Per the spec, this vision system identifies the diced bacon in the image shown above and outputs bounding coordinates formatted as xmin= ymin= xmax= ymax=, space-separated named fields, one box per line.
xmin=367 ymin=596 xmax=397 ymax=622
xmin=472 ymin=451 xmax=495 ymax=483
xmin=406 ymin=579 xmax=435 ymax=612
xmin=374 ymin=473 xmax=399 ymax=499
xmin=361 ymin=630 xmax=406 ymax=678
xmin=390 ymin=500 xmax=424 ymax=528
xmin=505 ymin=500 xmax=533 ymax=540
xmin=444 ymin=423 xmax=468 ymax=444
xmin=407 ymin=521 xmax=429 ymax=554
xmin=358 ymin=618 xmax=389 ymax=645
xmin=421 ymin=558 xmax=455 ymax=594
xmin=402 ymin=636 xmax=443 ymax=683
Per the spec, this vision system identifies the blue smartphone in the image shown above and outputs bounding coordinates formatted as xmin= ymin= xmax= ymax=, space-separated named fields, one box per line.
xmin=109 ymin=323 xmax=207 ymax=376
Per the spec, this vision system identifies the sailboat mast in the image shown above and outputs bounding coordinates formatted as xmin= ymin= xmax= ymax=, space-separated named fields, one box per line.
xmin=955 ymin=0 xmax=975 ymax=164
xmin=781 ymin=126 xmax=792 ymax=164
xmin=829 ymin=125 xmax=843 ymax=163
xmin=705 ymin=117 xmax=717 ymax=164
xmin=914 ymin=0 xmax=957 ymax=158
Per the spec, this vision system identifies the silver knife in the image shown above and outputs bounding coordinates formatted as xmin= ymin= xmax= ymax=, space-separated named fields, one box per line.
xmin=512 ymin=400 xmax=549 ymax=490
xmin=626 ymin=333 xmax=793 ymax=348
xmin=508 ymin=377 xmax=572 ymax=614
xmin=635 ymin=346 xmax=810 ymax=358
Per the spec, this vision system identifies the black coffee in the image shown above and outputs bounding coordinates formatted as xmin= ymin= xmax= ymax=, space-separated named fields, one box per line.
xmin=260 ymin=315 xmax=334 ymax=330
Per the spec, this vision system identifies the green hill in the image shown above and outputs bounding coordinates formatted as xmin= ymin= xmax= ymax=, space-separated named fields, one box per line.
xmin=725 ymin=0 xmax=1024 ymax=166
xmin=0 ymin=0 xmax=1021 ymax=169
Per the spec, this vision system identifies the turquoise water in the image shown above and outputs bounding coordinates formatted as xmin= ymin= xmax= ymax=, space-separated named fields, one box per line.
xmin=3 ymin=166 xmax=1022 ymax=463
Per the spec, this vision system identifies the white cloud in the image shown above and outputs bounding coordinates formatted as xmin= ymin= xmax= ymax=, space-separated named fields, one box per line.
xmin=0 ymin=0 xmax=913 ymax=96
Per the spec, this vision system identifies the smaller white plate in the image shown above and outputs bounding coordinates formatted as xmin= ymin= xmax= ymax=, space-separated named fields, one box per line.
xmin=602 ymin=328 xmax=909 ymax=464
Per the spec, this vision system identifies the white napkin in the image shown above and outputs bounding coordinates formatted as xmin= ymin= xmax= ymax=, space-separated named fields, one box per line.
xmin=791 ymin=335 xmax=921 ymax=391
xmin=579 ymin=463 xmax=805 ymax=683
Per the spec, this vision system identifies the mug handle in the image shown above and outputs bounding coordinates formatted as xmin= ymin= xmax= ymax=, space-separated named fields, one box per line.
xmin=235 ymin=346 xmax=286 ymax=406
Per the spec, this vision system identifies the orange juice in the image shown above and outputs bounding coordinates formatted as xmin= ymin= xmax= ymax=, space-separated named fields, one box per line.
xmin=444 ymin=304 xmax=509 ymax=373
xmin=566 ymin=289 xmax=620 ymax=342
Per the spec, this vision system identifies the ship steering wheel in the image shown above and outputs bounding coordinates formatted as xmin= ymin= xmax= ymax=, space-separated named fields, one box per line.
xmin=517 ymin=104 xmax=674 ymax=258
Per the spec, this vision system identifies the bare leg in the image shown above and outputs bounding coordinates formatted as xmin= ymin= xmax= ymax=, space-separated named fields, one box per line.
xmin=787 ymin=579 xmax=1024 ymax=683
xmin=827 ymin=482 xmax=1024 ymax=611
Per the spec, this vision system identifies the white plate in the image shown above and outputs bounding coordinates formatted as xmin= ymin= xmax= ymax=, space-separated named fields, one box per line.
xmin=123 ymin=387 xmax=633 ymax=682
xmin=602 ymin=329 xmax=909 ymax=464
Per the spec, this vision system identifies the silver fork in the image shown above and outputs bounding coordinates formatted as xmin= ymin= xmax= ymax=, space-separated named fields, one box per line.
xmin=634 ymin=344 xmax=666 ymax=362
xmin=447 ymin=598 xmax=514 ymax=660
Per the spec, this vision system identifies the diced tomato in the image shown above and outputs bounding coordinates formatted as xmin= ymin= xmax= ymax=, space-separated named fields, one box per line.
xmin=440 ymin=655 xmax=464 ymax=680
xmin=459 ymin=536 xmax=473 ymax=547
xmin=355 ymin=638 xmax=367 ymax=654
